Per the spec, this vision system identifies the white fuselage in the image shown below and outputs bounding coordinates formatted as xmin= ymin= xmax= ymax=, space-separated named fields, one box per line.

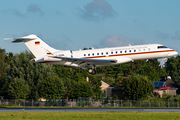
xmin=10 ymin=34 xmax=178 ymax=74
xmin=38 ymin=44 xmax=178 ymax=68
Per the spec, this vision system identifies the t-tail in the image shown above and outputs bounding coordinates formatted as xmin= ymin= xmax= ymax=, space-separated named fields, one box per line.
xmin=12 ymin=34 xmax=58 ymax=58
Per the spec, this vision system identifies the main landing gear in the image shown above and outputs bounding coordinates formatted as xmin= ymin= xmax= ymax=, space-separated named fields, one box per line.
xmin=88 ymin=68 xmax=96 ymax=75
xmin=88 ymin=65 xmax=96 ymax=75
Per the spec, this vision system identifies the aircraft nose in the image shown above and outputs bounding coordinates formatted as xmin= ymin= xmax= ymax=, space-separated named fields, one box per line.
xmin=170 ymin=51 xmax=178 ymax=56
xmin=174 ymin=51 xmax=178 ymax=55
xmin=167 ymin=50 xmax=178 ymax=57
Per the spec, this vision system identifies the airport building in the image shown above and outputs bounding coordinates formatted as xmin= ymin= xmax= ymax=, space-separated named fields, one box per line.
xmin=97 ymin=76 xmax=178 ymax=99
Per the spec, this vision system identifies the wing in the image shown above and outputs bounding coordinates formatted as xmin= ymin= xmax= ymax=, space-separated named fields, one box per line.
xmin=52 ymin=56 xmax=117 ymax=68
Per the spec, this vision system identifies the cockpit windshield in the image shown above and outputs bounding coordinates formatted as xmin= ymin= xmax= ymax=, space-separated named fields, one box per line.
xmin=158 ymin=46 xmax=168 ymax=49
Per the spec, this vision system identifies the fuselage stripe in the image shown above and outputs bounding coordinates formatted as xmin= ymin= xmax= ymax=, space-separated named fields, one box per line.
xmin=83 ymin=50 xmax=175 ymax=59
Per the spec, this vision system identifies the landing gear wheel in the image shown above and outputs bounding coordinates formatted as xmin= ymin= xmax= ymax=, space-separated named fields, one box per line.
xmin=88 ymin=68 xmax=93 ymax=74
xmin=88 ymin=68 xmax=96 ymax=75
xmin=88 ymin=64 xmax=96 ymax=75
xmin=92 ymin=69 xmax=96 ymax=75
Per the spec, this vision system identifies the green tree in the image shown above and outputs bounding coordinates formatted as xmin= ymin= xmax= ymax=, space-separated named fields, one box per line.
xmin=0 ymin=53 xmax=7 ymax=86
xmin=112 ymin=95 xmax=118 ymax=100
xmin=137 ymin=64 xmax=160 ymax=81
xmin=0 ymin=51 xmax=8 ymax=97
xmin=39 ymin=76 xmax=65 ymax=100
xmin=6 ymin=51 xmax=56 ymax=99
xmin=174 ymin=71 xmax=180 ymax=86
xmin=173 ymin=71 xmax=180 ymax=94
xmin=130 ymin=60 xmax=146 ymax=74
xmin=63 ymin=78 xmax=74 ymax=99
xmin=54 ymin=65 xmax=89 ymax=80
xmin=7 ymin=78 xmax=30 ymax=99
xmin=73 ymin=81 xmax=94 ymax=99
xmin=165 ymin=55 xmax=180 ymax=80
xmin=128 ymin=59 xmax=164 ymax=81
xmin=102 ymin=76 xmax=115 ymax=86
xmin=0 ymin=48 xmax=13 ymax=64
xmin=91 ymin=76 xmax=102 ymax=99
xmin=123 ymin=75 xmax=154 ymax=100
xmin=148 ymin=59 xmax=161 ymax=71
xmin=83 ymin=48 xmax=88 ymax=50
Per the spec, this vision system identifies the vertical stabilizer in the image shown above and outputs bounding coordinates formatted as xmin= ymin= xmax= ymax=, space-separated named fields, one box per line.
xmin=12 ymin=34 xmax=58 ymax=58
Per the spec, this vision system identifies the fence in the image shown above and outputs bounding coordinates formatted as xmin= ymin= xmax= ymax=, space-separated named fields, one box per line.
xmin=0 ymin=99 xmax=180 ymax=107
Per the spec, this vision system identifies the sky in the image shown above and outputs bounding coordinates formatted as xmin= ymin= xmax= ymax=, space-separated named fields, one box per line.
xmin=0 ymin=0 xmax=180 ymax=56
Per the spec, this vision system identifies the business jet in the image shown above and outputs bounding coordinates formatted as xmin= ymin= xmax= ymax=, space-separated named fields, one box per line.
xmin=10 ymin=34 xmax=178 ymax=74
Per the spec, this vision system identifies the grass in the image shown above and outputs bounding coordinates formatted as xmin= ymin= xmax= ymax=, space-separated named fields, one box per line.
xmin=1 ymin=105 xmax=180 ymax=109
xmin=0 ymin=112 xmax=180 ymax=120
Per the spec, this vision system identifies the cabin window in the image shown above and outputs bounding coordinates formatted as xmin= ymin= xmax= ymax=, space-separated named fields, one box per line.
xmin=88 ymin=54 xmax=90 ymax=56
xmin=143 ymin=49 xmax=145 ymax=51
xmin=101 ymin=53 xmax=103 ymax=55
xmin=148 ymin=48 xmax=150 ymax=51
xmin=111 ymin=52 xmax=113 ymax=54
xmin=106 ymin=52 xmax=108 ymax=55
xmin=129 ymin=50 xmax=131 ymax=53
xmin=125 ymin=51 xmax=127 ymax=53
xmin=158 ymin=46 xmax=168 ymax=49
xmin=84 ymin=54 xmax=86 ymax=56
xmin=97 ymin=53 xmax=99 ymax=55
xmin=116 ymin=51 xmax=118 ymax=54
xmin=120 ymin=51 xmax=122 ymax=53
xmin=92 ymin=53 xmax=94 ymax=56
xmin=139 ymin=49 xmax=141 ymax=52
xmin=134 ymin=50 xmax=136 ymax=52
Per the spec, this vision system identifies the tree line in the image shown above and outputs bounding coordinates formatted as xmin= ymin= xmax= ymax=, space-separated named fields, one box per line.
xmin=0 ymin=47 xmax=180 ymax=100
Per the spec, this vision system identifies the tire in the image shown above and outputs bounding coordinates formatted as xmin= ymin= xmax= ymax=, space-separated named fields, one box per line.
xmin=92 ymin=69 xmax=96 ymax=75
xmin=88 ymin=68 xmax=96 ymax=75
xmin=88 ymin=68 xmax=93 ymax=74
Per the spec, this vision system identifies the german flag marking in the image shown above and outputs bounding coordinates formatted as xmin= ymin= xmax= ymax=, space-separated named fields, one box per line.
xmin=35 ymin=41 xmax=40 ymax=45
xmin=47 ymin=53 xmax=52 ymax=55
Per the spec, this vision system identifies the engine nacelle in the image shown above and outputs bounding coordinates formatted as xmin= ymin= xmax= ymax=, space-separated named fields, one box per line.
xmin=53 ymin=50 xmax=72 ymax=57
xmin=31 ymin=58 xmax=44 ymax=63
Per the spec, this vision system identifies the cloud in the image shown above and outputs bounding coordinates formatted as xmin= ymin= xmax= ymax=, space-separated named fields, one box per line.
xmin=2 ymin=4 xmax=44 ymax=17
xmin=2 ymin=9 xmax=25 ymax=17
xmin=27 ymin=4 xmax=44 ymax=16
xmin=99 ymin=35 xmax=133 ymax=47
xmin=98 ymin=35 xmax=146 ymax=48
xmin=155 ymin=31 xmax=169 ymax=40
xmin=79 ymin=0 xmax=116 ymax=21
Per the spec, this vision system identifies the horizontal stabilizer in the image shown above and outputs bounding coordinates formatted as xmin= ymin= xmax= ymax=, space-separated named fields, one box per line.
xmin=12 ymin=34 xmax=37 ymax=43
xmin=12 ymin=38 xmax=36 ymax=43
